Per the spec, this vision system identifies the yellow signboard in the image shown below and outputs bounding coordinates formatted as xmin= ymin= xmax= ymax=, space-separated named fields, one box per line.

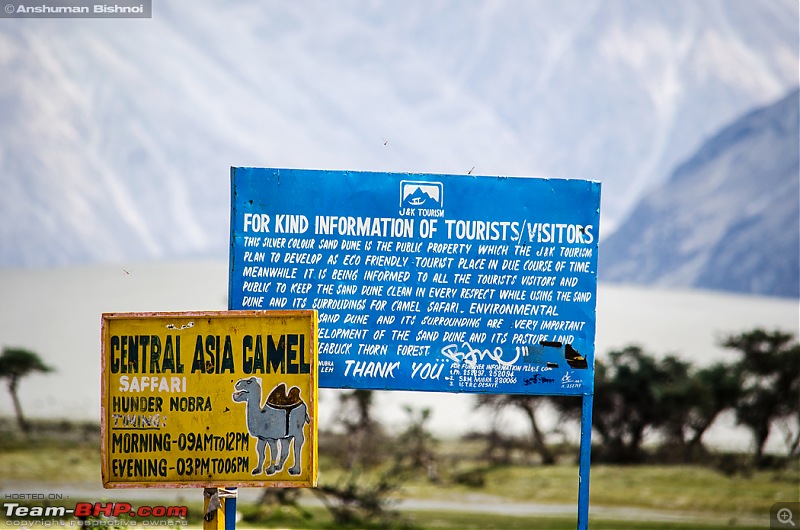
xmin=101 ymin=310 xmax=318 ymax=488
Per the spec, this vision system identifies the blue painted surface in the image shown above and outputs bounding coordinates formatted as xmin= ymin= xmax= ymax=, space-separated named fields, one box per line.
xmin=229 ymin=168 xmax=600 ymax=396
xmin=578 ymin=393 xmax=594 ymax=529
xmin=225 ymin=490 xmax=236 ymax=530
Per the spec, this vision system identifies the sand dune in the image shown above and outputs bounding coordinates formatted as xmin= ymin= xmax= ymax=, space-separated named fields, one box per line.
xmin=0 ymin=261 xmax=796 ymax=450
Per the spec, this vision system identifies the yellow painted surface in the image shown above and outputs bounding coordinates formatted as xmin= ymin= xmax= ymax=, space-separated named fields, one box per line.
xmin=101 ymin=310 xmax=318 ymax=488
xmin=202 ymin=490 xmax=225 ymax=530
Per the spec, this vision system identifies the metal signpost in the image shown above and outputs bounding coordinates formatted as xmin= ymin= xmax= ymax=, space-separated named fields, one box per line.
xmin=229 ymin=168 xmax=600 ymax=528
xmin=101 ymin=311 xmax=318 ymax=527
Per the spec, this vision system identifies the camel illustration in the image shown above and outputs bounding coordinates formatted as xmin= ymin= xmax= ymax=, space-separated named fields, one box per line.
xmin=232 ymin=377 xmax=309 ymax=476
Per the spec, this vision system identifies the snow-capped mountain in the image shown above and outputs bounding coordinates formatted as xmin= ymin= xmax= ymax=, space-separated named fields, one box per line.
xmin=599 ymin=88 xmax=800 ymax=298
xmin=0 ymin=1 xmax=797 ymax=268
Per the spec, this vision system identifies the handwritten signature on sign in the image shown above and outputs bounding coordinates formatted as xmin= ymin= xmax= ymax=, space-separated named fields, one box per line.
xmin=441 ymin=342 xmax=520 ymax=368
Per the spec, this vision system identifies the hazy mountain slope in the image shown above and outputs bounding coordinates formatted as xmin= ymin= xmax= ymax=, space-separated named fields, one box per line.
xmin=0 ymin=1 xmax=797 ymax=267
xmin=600 ymin=88 xmax=800 ymax=298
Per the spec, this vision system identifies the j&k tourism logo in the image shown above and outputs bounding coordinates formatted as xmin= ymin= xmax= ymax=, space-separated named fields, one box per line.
xmin=399 ymin=180 xmax=444 ymax=217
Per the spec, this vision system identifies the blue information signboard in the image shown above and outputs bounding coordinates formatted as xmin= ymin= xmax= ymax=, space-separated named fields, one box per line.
xmin=229 ymin=168 xmax=600 ymax=396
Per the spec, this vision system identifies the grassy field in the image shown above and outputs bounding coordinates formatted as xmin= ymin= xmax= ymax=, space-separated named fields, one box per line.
xmin=403 ymin=463 xmax=799 ymax=514
xmin=0 ymin=425 xmax=797 ymax=529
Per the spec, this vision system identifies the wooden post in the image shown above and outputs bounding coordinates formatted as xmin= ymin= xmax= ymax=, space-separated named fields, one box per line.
xmin=203 ymin=488 xmax=226 ymax=530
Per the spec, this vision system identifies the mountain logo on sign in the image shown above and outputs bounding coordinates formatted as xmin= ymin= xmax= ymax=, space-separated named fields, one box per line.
xmin=406 ymin=187 xmax=432 ymax=206
xmin=400 ymin=181 xmax=443 ymax=211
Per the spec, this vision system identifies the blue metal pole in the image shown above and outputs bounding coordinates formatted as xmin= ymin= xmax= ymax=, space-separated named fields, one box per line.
xmin=577 ymin=393 xmax=594 ymax=529
xmin=225 ymin=488 xmax=237 ymax=530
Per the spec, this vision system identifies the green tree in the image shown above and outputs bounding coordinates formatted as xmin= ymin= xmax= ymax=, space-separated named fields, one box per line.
xmin=315 ymin=389 xmax=406 ymax=528
xmin=335 ymin=389 xmax=386 ymax=469
xmin=652 ymin=355 xmax=694 ymax=449
xmin=475 ymin=394 xmax=556 ymax=465
xmin=394 ymin=405 xmax=439 ymax=481
xmin=595 ymin=346 xmax=672 ymax=462
xmin=0 ymin=347 xmax=54 ymax=432
xmin=558 ymin=346 xmax=691 ymax=463
xmin=683 ymin=362 xmax=742 ymax=455
xmin=649 ymin=358 xmax=745 ymax=462
xmin=722 ymin=329 xmax=800 ymax=466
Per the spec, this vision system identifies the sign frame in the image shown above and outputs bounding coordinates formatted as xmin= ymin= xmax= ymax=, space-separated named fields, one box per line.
xmin=101 ymin=310 xmax=318 ymax=489
xmin=229 ymin=167 xmax=600 ymax=398
xmin=228 ymin=167 xmax=600 ymax=529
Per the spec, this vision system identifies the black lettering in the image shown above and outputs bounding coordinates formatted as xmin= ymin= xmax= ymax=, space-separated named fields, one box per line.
xmin=191 ymin=335 xmax=205 ymax=373
xmin=169 ymin=396 xmax=212 ymax=412
xmin=244 ymin=334 xmax=309 ymax=375
xmin=253 ymin=336 xmax=264 ymax=372
xmin=205 ymin=335 xmax=218 ymax=373
xmin=286 ymin=334 xmax=298 ymax=374
xmin=149 ymin=335 xmax=162 ymax=373
xmin=267 ymin=335 xmax=285 ymax=374
xmin=242 ymin=335 xmax=253 ymax=374
xmin=221 ymin=335 xmax=234 ymax=373
xmin=162 ymin=336 xmax=176 ymax=372
xmin=111 ymin=336 xmax=121 ymax=373
xmin=125 ymin=335 xmax=137 ymax=373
